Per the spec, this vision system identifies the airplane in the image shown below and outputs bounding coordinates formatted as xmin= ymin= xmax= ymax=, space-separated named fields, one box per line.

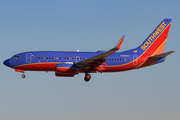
xmin=3 ymin=18 xmax=175 ymax=82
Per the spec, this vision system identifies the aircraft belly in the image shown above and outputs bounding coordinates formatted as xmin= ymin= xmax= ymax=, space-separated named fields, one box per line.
xmin=14 ymin=63 xmax=57 ymax=71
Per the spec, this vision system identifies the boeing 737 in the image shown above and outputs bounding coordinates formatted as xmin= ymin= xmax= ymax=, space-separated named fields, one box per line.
xmin=3 ymin=18 xmax=174 ymax=82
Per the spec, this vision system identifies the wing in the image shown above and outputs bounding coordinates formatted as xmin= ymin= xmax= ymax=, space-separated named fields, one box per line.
xmin=76 ymin=36 xmax=124 ymax=71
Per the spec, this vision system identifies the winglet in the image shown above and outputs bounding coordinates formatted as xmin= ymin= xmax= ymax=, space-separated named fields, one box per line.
xmin=111 ymin=36 xmax=124 ymax=50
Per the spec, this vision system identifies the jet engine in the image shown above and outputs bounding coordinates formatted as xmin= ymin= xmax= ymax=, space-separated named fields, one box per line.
xmin=55 ymin=63 xmax=77 ymax=77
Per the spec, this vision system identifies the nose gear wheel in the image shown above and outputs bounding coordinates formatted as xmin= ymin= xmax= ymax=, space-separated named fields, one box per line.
xmin=22 ymin=74 xmax=26 ymax=78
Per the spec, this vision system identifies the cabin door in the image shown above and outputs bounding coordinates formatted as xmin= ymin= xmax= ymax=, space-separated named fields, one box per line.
xmin=26 ymin=53 xmax=32 ymax=63
xmin=133 ymin=55 xmax=138 ymax=66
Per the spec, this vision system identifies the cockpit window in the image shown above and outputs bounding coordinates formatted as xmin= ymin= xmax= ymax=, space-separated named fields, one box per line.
xmin=11 ymin=55 xmax=20 ymax=59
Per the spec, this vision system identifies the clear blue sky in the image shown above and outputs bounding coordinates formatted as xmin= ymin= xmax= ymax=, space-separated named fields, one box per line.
xmin=0 ymin=0 xmax=180 ymax=120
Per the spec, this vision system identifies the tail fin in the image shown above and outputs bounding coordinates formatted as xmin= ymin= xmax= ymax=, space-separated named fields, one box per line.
xmin=137 ymin=18 xmax=172 ymax=56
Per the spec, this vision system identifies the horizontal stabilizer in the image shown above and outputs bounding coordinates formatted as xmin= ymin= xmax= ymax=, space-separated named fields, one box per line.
xmin=138 ymin=51 xmax=175 ymax=68
xmin=149 ymin=51 xmax=175 ymax=59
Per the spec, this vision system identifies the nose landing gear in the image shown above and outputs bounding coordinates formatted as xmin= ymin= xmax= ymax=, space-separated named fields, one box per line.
xmin=15 ymin=69 xmax=26 ymax=79
xmin=84 ymin=73 xmax=91 ymax=82
xmin=22 ymin=74 xmax=26 ymax=79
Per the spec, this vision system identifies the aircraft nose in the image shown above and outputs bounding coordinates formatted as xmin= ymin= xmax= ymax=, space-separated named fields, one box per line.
xmin=3 ymin=59 xmax=10 ymax=66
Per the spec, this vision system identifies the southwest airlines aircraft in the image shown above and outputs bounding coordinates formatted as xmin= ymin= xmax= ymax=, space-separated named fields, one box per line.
xmin=4 ymin=18 xmax=174 ymax=82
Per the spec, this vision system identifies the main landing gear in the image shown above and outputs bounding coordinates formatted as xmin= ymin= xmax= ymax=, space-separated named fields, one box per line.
xmin=84 ymin=73 xmax=91 ymax=82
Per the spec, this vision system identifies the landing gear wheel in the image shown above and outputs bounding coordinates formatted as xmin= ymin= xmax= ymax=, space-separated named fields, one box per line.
xmin=84 ymin=74 xmax=91 ymax=82
xmin=22 ymin=74 xmax=26 ymax=79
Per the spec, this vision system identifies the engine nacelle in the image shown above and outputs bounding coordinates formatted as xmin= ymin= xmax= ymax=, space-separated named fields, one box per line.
xmin=55 ymin=63 xmax=76 ymax=77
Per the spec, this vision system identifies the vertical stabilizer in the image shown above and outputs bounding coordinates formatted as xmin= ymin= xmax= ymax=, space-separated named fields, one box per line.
xmin=137 ymin=18 xmax=172 ymax=56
